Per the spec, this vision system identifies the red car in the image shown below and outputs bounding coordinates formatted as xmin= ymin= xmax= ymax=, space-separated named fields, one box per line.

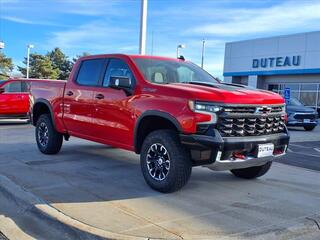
xmin=24 ymin=54 xmax=289 ymax=192
xmin=0 ymin=79 xmax=30 ymax=119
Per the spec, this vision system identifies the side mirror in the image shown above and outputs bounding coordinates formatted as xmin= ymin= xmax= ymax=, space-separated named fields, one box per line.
xmin=109 ymin=76 xmax=131 ymax=89
xmin=0 ymin=88 xmax=4 ymax=94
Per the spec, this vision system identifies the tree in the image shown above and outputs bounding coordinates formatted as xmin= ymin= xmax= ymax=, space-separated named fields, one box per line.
xmin=72 ymin=52 xmax=90 ymax=65
xmin=18 ymin=53 xmax=59 ymax=79
xmin=47 ymin=48 xmax=72 ymax=80
xmin=0 ymin=52 xmax=14 ymax=79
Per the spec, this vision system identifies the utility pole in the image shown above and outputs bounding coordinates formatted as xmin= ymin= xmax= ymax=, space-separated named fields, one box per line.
xmin=201 ymin=39 xmax=206 ymax=68
xmin=139 ymin=0 xmax=148 ymax=55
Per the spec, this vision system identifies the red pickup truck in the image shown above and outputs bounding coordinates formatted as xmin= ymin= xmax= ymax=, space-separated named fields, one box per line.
xmin=26 ymin=54 xmax=289 ymax=192
xmin=0 ymin=79 xmax=30 ymax=119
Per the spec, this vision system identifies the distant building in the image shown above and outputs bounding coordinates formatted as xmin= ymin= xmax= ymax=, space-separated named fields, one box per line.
xmin=223 ymin=31 xmax=320 ymax=108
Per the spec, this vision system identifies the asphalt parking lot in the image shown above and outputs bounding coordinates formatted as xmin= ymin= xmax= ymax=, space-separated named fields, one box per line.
xmin=276 ymin=126 xmax=320 ymax=171
xmin=0 ymin=122 xmax=319 ymax=239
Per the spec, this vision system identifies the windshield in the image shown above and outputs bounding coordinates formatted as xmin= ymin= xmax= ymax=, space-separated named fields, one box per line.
xmin=0 ymin=80 xmax=7 ymax=86
xmin=133 ymin=58 xmax=219 ymax=84
xmin=287 ymin=98 xmax=304 ymax=106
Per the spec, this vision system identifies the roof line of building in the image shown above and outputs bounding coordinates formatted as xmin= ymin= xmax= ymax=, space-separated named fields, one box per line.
xmin=223 ymin=68 xmax=320 ymax=77
xmin=225 ymin=30 xmax=320 ymax=45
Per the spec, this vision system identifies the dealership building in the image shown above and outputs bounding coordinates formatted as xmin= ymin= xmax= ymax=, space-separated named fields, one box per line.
xmin=223 ymin=31 xmax=320 ymax=108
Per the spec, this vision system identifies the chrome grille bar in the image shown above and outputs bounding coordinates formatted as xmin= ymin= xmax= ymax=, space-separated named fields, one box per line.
xmin=217 ymin=105 xmax=285 ymax=137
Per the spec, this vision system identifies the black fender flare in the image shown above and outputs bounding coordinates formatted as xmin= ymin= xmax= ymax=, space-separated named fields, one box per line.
xmin=32 ymin=99 xmax=55 ymax=128
xmin=134 ymin=110 xmax=182 ymax=153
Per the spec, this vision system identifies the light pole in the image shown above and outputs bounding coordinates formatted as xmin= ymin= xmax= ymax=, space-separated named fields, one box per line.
xmin=151 ymin=30 xmax=154 ymax=55
xmin=176 ymin=44 xmax=186 ymax=58
xmin=0 ymin=41 xmax=4 ymax=50
xmin=201 ymin=39 xmax=206 ymax=68
xmin=26 ymin=44 xmax=34 ymax=79
xmin=139 ymin=0 xmax=148 ymax=55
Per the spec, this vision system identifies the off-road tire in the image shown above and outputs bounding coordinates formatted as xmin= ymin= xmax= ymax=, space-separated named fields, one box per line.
xmin=140 ymin=129 xmax=192 ymax=193
xmin=230 ymin=161 xmax=272 ymax=179
xmin=35 ymin=114 xmax=63 ymax=154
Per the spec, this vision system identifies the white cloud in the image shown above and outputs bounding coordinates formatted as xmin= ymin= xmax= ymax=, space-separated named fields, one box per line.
xmin=1 ymin=0 xmax=135 ymax=26
xmin=1 ymin=0 xmax=19 ymax=3
xmin=190 ymin=1 xmax=320 ymax=36
xmin=1 ymin=16 xmax=35 ymax=24
xmin=45 ymin=21 xmax=138 ymax=54
xmin=1 ymin=16 xmax=66 ymax=26
xmin=118 ymin=45 xmax=139 ymax=52
xmin=0 ymin=0 xmax=132 ymax=18
xmin=203 ymin=61 xmax=224 ymax=78
xmin=59 ymin=0 xmax=123 ymax=16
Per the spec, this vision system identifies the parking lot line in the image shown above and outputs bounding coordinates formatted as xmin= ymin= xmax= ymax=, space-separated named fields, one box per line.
xmin=287 ymin=148 xmax=293 ymax=152
xmin=314 ymin=148 xmax=320 ymax=153
xmin=289 ymin=143 xmax=314 ymax=149
xmin=286 ymin=151 xmax=320 ymax=158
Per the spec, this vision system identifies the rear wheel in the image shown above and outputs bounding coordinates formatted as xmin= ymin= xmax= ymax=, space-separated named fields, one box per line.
xmin=36 ymin=114 xmax=63 ymax=154
xmin=304 ymin=125 xmax=316 ymax=131
xmin=230 ymin=162 xmax=272 ymax=179
xmin=140 ymin=130 xmax=192 ymax=193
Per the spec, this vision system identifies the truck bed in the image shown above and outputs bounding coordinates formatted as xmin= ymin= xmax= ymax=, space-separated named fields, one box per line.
xmin=27 ymin=78 xmax=67 ymax=132
xmin=28 ymin=79 xmax=66 ymax=103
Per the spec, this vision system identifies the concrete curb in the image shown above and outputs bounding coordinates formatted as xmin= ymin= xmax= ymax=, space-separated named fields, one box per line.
xmin=0 ymin=216 xmax=34 ymax=240
xmin=0 ymin=175 xmax=150 ymax=240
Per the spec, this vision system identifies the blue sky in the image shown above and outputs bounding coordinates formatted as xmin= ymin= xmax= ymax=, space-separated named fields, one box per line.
xmin=1 ymin=0 xmax=320 ymax=78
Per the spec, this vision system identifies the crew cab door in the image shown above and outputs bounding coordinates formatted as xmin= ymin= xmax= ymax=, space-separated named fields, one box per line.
xmin=92 ymin=58 xmax=135 ymax=148
xmin=63 ymin=58 xmax=106 ymax=138
xmin=0 ymin=81 xmax=30 ymax=116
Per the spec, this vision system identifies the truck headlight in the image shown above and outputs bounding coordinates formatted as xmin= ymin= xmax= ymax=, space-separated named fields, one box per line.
xmin=189 ymin=101 xmax=221 ymax=113
xmin=188 ymin=100 xmax=221 ymax=125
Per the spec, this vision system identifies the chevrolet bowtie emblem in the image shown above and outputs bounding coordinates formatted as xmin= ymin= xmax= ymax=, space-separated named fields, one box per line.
xmin=255 ymin=106 xmax=272 ymax=114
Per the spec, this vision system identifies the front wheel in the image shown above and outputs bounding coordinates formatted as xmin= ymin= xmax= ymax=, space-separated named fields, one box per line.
xmin=140 ymin=130 xmax=192 ymax=193
xmin=36 ymin=114 xmax=63 ymax=154
xmin=230 ymin=162 xmax=272 ymax=179
xmin=304 ymin=125 xmax=316 ymax=131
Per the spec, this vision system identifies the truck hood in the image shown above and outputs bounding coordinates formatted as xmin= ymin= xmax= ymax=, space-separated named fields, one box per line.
xmin=166 ymin=82 xmax=284 ymax=105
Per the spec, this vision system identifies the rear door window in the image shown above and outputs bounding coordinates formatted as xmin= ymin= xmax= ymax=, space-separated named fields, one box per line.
xmin=21 ymin=82 xmax=30 ymax=92
xmin=4 ymin=81 xmax=22 ymax=93
xmin=76 ymin=59 xmax=105 ymax=86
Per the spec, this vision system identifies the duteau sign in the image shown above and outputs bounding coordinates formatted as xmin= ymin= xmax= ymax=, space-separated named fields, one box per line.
xmin=252 ymin=56 xmax=301 ymax=68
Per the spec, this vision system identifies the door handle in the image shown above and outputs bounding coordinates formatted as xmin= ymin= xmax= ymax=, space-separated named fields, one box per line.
xmin=66 ymin=91 xmax=74 ymax=96
xmin=95 ymin=94 xmax=104 ymax=100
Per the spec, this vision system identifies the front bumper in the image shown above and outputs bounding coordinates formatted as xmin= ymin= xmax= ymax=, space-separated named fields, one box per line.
xmin=287 ymin=113 xmax=318 ymax=127
xmin=180 ymin=128 xmax=290 ymax=170
xmin=287 ymin=120 xmax=318 ymax=127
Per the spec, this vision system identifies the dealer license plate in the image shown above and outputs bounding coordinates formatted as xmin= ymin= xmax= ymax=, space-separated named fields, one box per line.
xmin=303 ymin=119 xmax=311 ymax=123
xmin=257 ymin=143 xmax=274 ymax=158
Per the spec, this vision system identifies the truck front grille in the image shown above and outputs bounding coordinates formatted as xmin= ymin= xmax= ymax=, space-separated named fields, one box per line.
xmin=293 ymin=113 xmax=316 ymax=120
xmin=223 ymin=105 xmax=283 ymax=114
xmin=217 ymin=105 xmax=286 ymax=137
